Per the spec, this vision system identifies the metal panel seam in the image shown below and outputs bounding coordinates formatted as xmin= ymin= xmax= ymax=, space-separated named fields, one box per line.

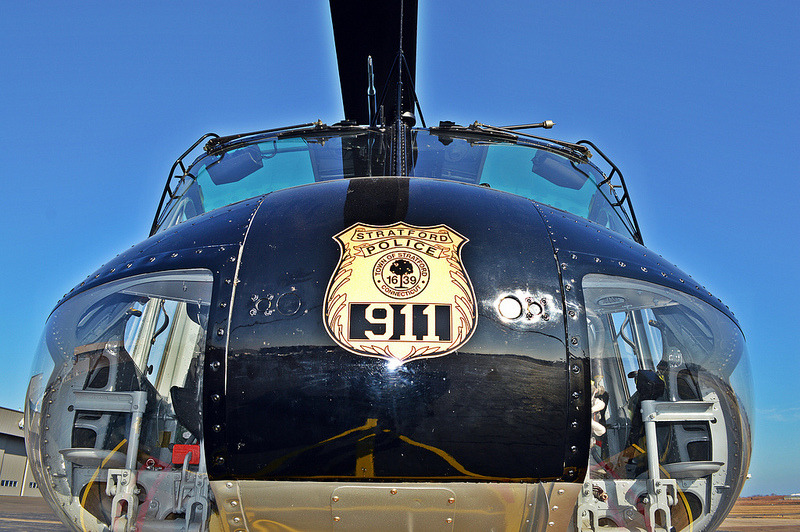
xmin=223 ymin=196 xmax=267 ymax=395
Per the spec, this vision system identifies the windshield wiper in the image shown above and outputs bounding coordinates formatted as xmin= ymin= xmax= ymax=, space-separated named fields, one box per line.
xmin=429 ymin=120 xmax=591 ymax=159
xmin=469 ymin=122 xmax=591 ymax=158
xmin=204 ymin=121 xmax=326 ymax=153
xmin=203 ymin=120 xmax=383 ymax=154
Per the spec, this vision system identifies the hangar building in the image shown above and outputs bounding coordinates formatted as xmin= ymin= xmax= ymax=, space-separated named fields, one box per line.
xmin=0 ymin=406 xmax=40 ymax=496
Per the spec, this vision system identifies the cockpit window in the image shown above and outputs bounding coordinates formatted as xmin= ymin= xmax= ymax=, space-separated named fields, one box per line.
xmin=155 ymin=129 xmax=636 ymax=239
xmin=582 ymin=274 xmax=752 ymax=529
xmin=25 ymin=270 xmax=213 ymax=530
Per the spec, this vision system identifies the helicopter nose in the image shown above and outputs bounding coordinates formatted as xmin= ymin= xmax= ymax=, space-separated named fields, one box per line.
xmin=204 ymin=177 xmax=586 ymax=482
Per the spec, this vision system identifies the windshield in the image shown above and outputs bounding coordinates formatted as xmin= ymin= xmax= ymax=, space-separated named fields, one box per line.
xmin=155 ymin=129 xmax=636 ymax=239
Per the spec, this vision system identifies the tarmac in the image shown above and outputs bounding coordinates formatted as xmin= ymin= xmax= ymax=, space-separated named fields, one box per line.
xmin=718 ymin=517 xmax=800 ymax=531
xmin=0 ymin=496 xmax=68 ymax=532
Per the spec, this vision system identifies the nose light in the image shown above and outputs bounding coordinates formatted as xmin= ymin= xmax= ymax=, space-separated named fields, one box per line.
xmin=498 ymin=296 xmax=523 ymax=319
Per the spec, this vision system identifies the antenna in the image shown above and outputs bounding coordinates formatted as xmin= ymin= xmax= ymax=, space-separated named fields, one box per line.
xmin=394 ymin=0 xmax=409 ymax=175
xmin=367 ymin=56 xmax=377 ymax=126
xmin=392 ymin=0 xmax=425 ymax=128
xmin=396 ymin=0 xmax=405 ymax=124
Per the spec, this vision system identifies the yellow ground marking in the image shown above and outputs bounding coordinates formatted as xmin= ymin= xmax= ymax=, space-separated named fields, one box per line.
xmin=396 ymin=435 xmax=497 ymax=480
xmin=262 ymin=419 xmax=378 ymax=474
xmin=355 ymin=430 xmax=376 ymax=477
xmin=0 ymin=517 xmax=63 ymax=524
xmin=263 ymin=418 xmax=514 ymax=481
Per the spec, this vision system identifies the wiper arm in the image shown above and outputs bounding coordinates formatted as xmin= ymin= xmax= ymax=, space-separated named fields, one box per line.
xmin=470 ymin=121 xmax=591 ymax=158
xmin=429 ymin=120 xmax=591 ymax=159
xmin=204 ymin=120 xmax=327 ymax=152
xmin=498 ymin=121 xmax=555 ymax=130
xmin=204 ymin=120 xmax=384 ymax=154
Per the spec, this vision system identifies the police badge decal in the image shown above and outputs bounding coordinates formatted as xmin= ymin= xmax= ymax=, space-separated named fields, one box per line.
xmin=324 ymin=222 xmax=477 ymax=363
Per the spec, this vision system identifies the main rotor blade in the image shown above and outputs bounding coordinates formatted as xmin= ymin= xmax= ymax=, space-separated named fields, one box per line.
xmin=330 ymin=0 xmax=418 ymax=125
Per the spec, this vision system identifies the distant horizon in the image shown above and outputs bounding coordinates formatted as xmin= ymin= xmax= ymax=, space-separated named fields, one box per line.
xmin=743 ymin=493 xmax=800 ymax=498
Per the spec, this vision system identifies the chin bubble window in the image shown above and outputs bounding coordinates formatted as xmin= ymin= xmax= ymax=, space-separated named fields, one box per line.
xmin=25 ymin=269 xmax=212 ymax=532
xmin=580 ymin=274 xmax=752 ymax=532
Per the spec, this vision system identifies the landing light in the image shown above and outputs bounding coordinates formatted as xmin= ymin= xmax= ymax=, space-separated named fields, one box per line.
xmin=498 ymin=296 xmax=523 ymax=320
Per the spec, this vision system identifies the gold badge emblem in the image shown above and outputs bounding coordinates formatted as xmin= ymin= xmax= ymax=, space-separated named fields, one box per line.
xmin=324 ymin=222 xmax=477 ymax=363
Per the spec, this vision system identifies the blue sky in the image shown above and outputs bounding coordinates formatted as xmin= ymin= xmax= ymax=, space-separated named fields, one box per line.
xmin=1 ymin=2 xmax=797 ymax=497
